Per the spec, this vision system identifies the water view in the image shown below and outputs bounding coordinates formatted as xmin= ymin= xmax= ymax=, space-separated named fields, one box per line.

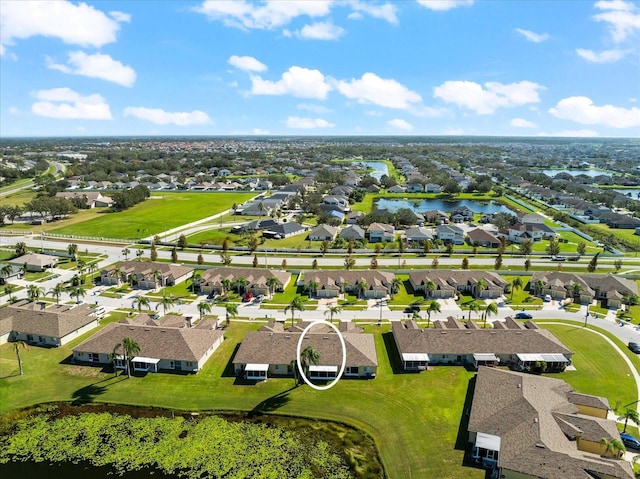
xmin=542 ymin=169 xmax=611 ymax=178
xmin=359 ymin=161 xmax=389 ymax=181
xmin=376 ymin=198 xmax=511 ymax=215
xmin=614 ymin=188 xmax=640 ymax=198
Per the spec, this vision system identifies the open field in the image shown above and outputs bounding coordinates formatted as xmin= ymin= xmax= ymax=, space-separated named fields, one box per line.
xmin=50 ymin=192 xmax=255 ymax=240
xmin=1 ymin=317 xmax=637 ymax=478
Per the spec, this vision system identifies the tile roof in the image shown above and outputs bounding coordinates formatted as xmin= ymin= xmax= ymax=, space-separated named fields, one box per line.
xmin=199 ymin=267 xmax=290 ymax=289
xmin=304 ymin=270 xmax=394 ymax=290
xmin=103 ymin=261 xmax=193 ymax=281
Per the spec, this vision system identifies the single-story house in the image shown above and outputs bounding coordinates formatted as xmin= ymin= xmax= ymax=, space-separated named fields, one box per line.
xmin=468 ymin=367 xmax=633 ymax=478
xmin=231 ymin=218 xmax=278 ymax=233
xmin=55 ymin=191 xmax=113 ymax=208
xmin=407 ymin=183 xmax=424 ymax=193
xmin=262 ymin=222 xmax=307 ymax=239
xmin=304 ymin=270 xmax=394 ymax=299
xmin=9 ymin=253 xmax=58 ymax=272
xmin=73 ymin=320 xmax=224 ymax=373
xmin=0 ymin=264 xmax=21 ymax=282
xmin=101 ymin=261 xmax=193 ymax=289
xmin=466 ymin=228 xmax=501 ymax=248
xmin=404 ymin=226 xmax=433 ymax=244
xmin=196 ymin=267 xmax=291 ymax=296
xmin=232 ymin=321 xmax=377 ymax=380
xmin=387 ymin=185 xmax=406 ymax=193
xmin=339 ymin=225 xmax=366 ymax=241
xmin=307 ymin=224 xmax=339 ymax=242
xmin=0 ymin=300 xmax=99 ymax=347
xmin=345 ymin=211 xmax=364 ymax=225
xmin=392 ymin=319 xmax=572 ymax=372
xmin=530 ymin=272 xmax=638 ymax=309
xmin=425 ymin=183 xmax=441 ymax=193
xmin=409 ymin=270 xmax=508 ymax=299
xmin=425 ymin=210 xmax=449 ymax=224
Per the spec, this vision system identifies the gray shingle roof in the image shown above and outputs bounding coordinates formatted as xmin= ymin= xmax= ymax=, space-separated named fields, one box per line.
xmin=73 ymin=322 xmax=223 ymax=363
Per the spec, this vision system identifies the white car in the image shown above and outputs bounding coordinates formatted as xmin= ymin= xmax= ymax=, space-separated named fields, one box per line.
xmin=543 ymin=295 xmax=552 ymax=302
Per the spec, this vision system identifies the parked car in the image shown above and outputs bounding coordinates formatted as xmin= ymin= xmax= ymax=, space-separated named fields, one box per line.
xmin=242 ymin=292 xmax=254 ymax=302
xmin=621 ymin=433 xmax=640 ymax=450
xmin=628 ymin=342 xmax=640 ymax=354
xmin=543 ymin=294 xmax=552 ymax=302
xmin=568 ymin=255 xmax=580 ymax=262
xmin=515 ymin=312 xmax=533 ymax=319
xmin=551 ymin=256 xmax=566 ymax=262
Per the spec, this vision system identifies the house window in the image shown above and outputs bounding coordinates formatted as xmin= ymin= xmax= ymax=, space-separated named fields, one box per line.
xmin=186 ymin=362 xmax=193 ymax=367
xmin=345 ymin=366 xmax=359 ymax=375
xmin=26 ymin=334 xmax=33 ymax=342
xmin=89 ymin=353 xmax=99 ymax=362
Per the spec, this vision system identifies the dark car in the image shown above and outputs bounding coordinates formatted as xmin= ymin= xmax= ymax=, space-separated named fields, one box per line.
xmin=621 ymin=433 xmax=640 ymax=450
xmin=404 ymin=304 xmax=421 ymax=313
xmin=628 ymin=342 xmax=640 ymax=354
xmin=514 ymin=312 xmax=533 ymax=319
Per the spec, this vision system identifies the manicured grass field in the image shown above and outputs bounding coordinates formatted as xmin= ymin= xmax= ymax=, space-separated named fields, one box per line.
xmin=51 ymin=192 xmax=256 ymax=240
xmin=1 ymin=318 xmax=636 ymax=478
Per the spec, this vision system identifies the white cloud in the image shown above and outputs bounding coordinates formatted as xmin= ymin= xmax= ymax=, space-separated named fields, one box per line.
xmin=123 ymin=107 xmax=211 ymax=125
xmin=250 ymin=66 xmax=332 ymax=99
xmin=336 ymin=73 xmax=422 ymax=109
xmin=253 ymin=128 xmax=270 ymax=134
xmin=31 ymin=87 xmax=112 ymax=120
xmin=348 ymin=1 xmax=398 ymax=25
xmin=510 ymin=118 xmax=538 ymax=128
xmin=297 ymin=103 xmax=331 ymax=113
xmin=515 ymin=28 xmax=549 ymax=43
xmin=548 ymin=96 xmax=640 ymax=128
xmin=537 ymin=129 xmax=600 ymax=137
xmin=365 ymin=110 xmax=384 ymax=116
xmin=296 ymin=21 xmax=344 ymax=40
xmin=8 ymin=107 xmax=19 ymax=114
xmin=193 ymin=0 xmax=332 ymax=30
xmin=433 ymin=80 xmax=545 ymax=114
xmin=47 ymin=51 xmax=136 ymax=87
xmin=593 ymin=0 xmax=640 ymax=43
xmin=228 ymin=55 xmax=267 ymax=72
xmin=109 ymin=11 xmax=131 ymax=23
xmin=0 ymin=1 xmax=127 ymax=54
xmin=387 ymin=118 xmax=413 ymax=131
xmin=284 ymin=116 xmax=335 ymax=128
xmin=417 ymin=0 xmax=474 ymax=11
xmin=576 ymin=48 xmax=627 ymax=62
xmin=444 ymin=127 xmax=464 ymax=135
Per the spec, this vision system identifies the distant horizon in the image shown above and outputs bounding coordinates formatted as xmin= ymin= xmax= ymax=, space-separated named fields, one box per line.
xmin=1 ymin=1 xmax=639 ymax=138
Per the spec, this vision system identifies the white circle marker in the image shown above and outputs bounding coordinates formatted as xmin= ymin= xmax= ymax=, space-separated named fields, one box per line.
xmin=296 ymin=320 xmax=346 ymax=391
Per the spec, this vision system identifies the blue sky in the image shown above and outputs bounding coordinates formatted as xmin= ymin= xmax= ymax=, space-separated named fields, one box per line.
xmin=1 ymin=0 xmax=639 ymax=138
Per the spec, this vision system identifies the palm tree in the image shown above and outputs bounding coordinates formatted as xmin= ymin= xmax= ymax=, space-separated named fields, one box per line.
xmin=151 ymin=269 xmax=163 ymax=290
xmin=221 ymin=278 xmax=232 ymax=296
xmin=424 ymin=280 xmax=436 ymax=299
xmin=357 ymin=279 xmax=368 ymax=299
xmin=48 ymin=283 xmax=65 ymax=304
xmin=390 ymin=277 xmax=402 ymax=299
xmin=299 ymin=345 xmax=320 ymax=384
xmin=13 ymin=340 xmax=28 ymax=376
xmin=467 ymin=300 xmax=480 ymax=321
xmin=617 ymin=408 xmax=640 ymax=433
xmin=27 ymin=284 xmax=44 ymax=302
xmin=534 ymin=279 xmax=545 ymax=297
xmin=122 ymin=248 xmax=130 ymax=261
xmin=190 ymin=271 xmax=201 ymax=293
xmin=571 ymin=283 xmax=583 ymax=301
xmin=510 ymin=277 xmax=523 ymax=301
xmin=475 ymin=279 xmax=488 ymax=298
xmin=1 ymin=264 xmax=13 ymax=280
xmin=108 ymin=344 xmax=122 ymax=377
xmin=481 ymin=302 xmax=499 ymax=328
xmin=285 ymin=296 xmax=306 ymax=327
xmin=67 ymin=243 xmax=78 ymax=261
xmin=266 ymin=277 xmax=281 ymax=297
xmin=198 ymin=301 xmax=212 ymax=320
xmin=135 ymin=296 xmax=151 ymax=313
xmin=109 ymin=267 xmax=123 ymax=285
xmin=69 ymin=287 xmax=86 ymax=304
xmin=4 ymin=284 xmax=17 ymax=303
xmin=324 ymin=305 xmax=342 ymax=325
xmin=157 ymin=293 xmax=174 ymax=315
xmin=306 ymin=280 xmax=319 ymax=299
xmin=234 ymin=277 xmax=249 ymax=296
xmin=115 ymin=337 xmax=141 ymax=378
xmin=599 ymin=437 xmax=625 ymax=458
xmin=425 ymin=300 xmax=441 ymax=328
xmin=14 ymin=241 xmax=28 ymax=257
xmin=225 ymin=302 xmax=238 ymax=325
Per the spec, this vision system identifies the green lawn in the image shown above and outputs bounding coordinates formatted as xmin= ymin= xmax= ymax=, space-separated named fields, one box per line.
xmin=50 ymin=192 xmax=256 ymax=240
xmin=538 ymin=323 xmax=639 ymax=408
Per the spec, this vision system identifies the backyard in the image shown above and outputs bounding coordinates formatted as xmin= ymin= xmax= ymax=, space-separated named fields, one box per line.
xmin=0 ymin=318 xmax=638 ymax=478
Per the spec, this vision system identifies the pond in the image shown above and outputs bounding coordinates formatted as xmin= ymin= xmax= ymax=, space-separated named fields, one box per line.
xmin=614 ymin=188 xmax=640 ymax=198
xmin=358 ymin=161 xmax=389 ymax=181
xmin=0 ymin=460 xmax=172 ymax=479
xmin=376 ymin=198 xmax=511 ymax=215
xmin=542 ymin=169 xmax=610 ymax=178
